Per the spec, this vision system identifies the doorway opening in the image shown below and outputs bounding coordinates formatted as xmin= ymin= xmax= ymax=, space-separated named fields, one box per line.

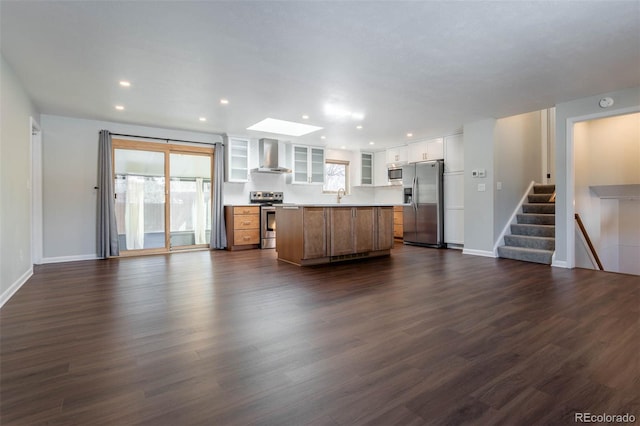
xmin=572 ymin=112 xmax=640 ymax=275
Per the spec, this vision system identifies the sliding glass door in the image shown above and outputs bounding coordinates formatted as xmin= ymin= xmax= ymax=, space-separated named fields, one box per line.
xmin=112 ymin=140 xmax=213 ymax=255
xmin=169 ymin=153 xmax=211 ymax=249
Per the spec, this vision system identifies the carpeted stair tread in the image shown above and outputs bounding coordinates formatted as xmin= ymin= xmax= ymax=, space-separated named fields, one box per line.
xmin=533 ymin=184 xmax=555 ymax=194
xmin=504 ymin=235 xmax=555 ymax=251
xmin=522 ymin=203 xmax=555 ymax=214
xmin=528 ymin=194 xmax=553 ymax=203
xmin=511 ymin=224 xmax=555 ymax=237
xmin=497 ymin=246 xmax=553 ymax=265
xmin=516 ymin=213 xmax=555 ymax=225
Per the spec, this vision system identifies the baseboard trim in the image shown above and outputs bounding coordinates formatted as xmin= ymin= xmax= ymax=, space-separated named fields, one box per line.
xmin=551 ymin=260 xmax=569 ymax=268
xmin=42 ymin=254 xmax=99 ymax=264
xmin=462 ymin=249 xmax=496 ymax=258
xmin=1 ymin=267 xmax=33 ymax=308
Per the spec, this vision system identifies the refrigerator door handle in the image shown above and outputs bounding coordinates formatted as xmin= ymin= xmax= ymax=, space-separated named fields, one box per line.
xmin=412 ymin=177 xmax=418 ymax=210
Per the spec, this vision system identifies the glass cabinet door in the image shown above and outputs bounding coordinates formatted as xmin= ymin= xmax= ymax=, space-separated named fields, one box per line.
xmin=361 ymin=152 xmax=373 ymax=185
xmin=293 ymin=145 xmax=310 ymax=183
xmin=310 ymin=148 xmax=325 ymax=184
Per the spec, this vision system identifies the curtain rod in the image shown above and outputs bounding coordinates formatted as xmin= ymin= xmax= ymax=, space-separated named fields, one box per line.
xmin=107 ymin=132 xmax=224 ymax=146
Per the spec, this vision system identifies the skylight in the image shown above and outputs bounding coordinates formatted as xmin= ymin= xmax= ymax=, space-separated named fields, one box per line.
xmin=247 ymin=118 xmax=323 ymax=137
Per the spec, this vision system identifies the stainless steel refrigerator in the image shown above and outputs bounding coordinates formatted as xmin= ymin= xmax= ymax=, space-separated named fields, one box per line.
xmin=402 ymin=160 xmax=444 ymax=247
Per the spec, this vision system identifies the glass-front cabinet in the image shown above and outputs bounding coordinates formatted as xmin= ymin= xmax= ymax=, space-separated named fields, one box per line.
xmin=292 ymin=145 xmax=324 ymax=184
xmin=361 ymin=152 xmax=373 ymax=185
xmin=226 ymin=137 xmax=250 ymax=182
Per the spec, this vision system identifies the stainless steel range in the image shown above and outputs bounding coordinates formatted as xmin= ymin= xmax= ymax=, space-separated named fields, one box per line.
xmin=250 ymin=191 xmax=283 ymax=249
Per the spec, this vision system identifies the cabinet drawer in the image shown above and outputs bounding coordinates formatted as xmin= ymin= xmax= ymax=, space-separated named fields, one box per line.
xmin=234 ymin=215 xmax=259 ymax=229
xmin=233 ymin=206 xmax=259 ymax=215
xmin=233 ymin=229 xmax=259 ymax=245
xmin=394 ymin=224 xmax=403 ymax=238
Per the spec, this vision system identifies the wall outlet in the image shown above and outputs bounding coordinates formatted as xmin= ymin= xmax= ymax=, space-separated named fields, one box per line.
xmin=497 ymin=182 xmax=502 ymax=190
xmin=472 ymin=169 xmax=478 ymax=177
xmin=478 ymin=169 xmax=486 ymax=178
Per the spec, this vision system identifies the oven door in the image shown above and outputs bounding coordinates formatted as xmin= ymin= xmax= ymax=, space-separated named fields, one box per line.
xmin=261 ymin=206 xmax=276 ymax=249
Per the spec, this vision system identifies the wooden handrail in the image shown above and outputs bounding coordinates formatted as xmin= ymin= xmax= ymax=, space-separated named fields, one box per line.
xmin=575 ymin=214 xmax=604 ymax=271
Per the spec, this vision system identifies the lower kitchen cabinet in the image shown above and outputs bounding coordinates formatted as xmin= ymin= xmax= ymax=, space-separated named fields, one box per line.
xmin=330 ymin=207 xmax=376 ymax=256
xmin=224 ymin=205 xmax=260 ymax=250
xmin=302 ymin=207 xmax=327 ymax=259
xmin=393 ymin=205 xmax=403 ymax=239
xmin=377 ymin=207 xmax=394 ymax=250
xmin=275 ymin=205 xmax=393 ymax=266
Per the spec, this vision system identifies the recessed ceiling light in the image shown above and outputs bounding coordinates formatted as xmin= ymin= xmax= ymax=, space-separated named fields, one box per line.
xmin=320 ymin=136 xmax=326 ymax=140
xmin=119 ymin=81 xmax=131 ymax=87
xmin=115 ymin=105 xmax=124 ymax=110
xmin=220 ymin=99 xmax=229 ymax=105
xmin=341 ymin=145 xmax=346 ymax=149
xmin=199 ymin=117 xmax=207 ymax=122
xmin=369 ymin=141 xmax=375 ymax=145
xmin=406 ymin=132 xmax=413 ymax=137
xmin=356 ymin=125 xmax=363 ymax=130
xmin=247 ymin=118 xmax=323 ymax=137
xmin=302 ymin=114 xmax=309 ymax=120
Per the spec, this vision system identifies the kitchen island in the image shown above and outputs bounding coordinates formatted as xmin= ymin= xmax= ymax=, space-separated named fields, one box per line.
xmin=275 ymin=205 xmax=395 ymax=266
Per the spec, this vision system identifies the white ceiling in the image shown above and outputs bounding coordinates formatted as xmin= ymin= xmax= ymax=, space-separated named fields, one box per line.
xmin=2 ymin=1 xmax=639 ymax=150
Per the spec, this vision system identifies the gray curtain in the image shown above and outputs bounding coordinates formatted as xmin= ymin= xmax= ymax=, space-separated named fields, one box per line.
xmin=210 ymin=142 xmax=227 ymax=249
xmin=97 ymin=130 xmax=120 ymax=257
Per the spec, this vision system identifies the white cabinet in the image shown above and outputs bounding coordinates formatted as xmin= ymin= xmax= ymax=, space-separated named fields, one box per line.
xmin=386 ymin=145 xmax=408 ymax=166
xmin=374 ymin=151 xmax=389 ymax=186
xmin=443 ymin=133 xmax=464 ymax=246
xmin=444 ymin=134 xmax=464 ymax=172
xmin=292 ymin=145 xmax=324 ymax=184
xmin=226 ymin=137 xmax=250 ymax=182
xmin=359 ymin=152 xmax=374 ymax=186
xmin=408 ymin=138 xmax=444 ymax=163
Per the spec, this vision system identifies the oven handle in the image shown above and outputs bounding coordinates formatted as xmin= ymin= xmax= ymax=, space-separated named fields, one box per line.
xmin=281 ymin=206 xmax=299 ymax=209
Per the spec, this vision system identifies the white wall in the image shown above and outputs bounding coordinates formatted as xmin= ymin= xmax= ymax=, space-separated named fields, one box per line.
xmin=493 ymin=110 xmax=543 ymax=242
xmin=573 ymin=113 xmax=640 ymax=274
xmin=554 ymin=86 xmax=640 ymax=267
xmin=0 ymin=54 xmax=40 ymax=305
xmin=462 ymin=118 xmax=496 ymax=256
xmin=224 ymin=146 xmax=378 ymax=205
xmin=40 ymin=114 xmax=221 ymax=261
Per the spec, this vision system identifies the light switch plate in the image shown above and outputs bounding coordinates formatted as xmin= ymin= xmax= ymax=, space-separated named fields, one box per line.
xmin=478 ymin=183 xmax=486 ymax=192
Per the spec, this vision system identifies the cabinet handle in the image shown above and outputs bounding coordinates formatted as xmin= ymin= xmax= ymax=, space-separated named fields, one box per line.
xmin=242 ymin=221 xmax=251 ymax=225
xmin=243 ymin=236 xmax=250 ymax=240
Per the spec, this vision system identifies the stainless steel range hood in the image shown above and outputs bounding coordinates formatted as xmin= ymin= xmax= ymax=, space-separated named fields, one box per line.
xmin=252 ymin=138 xmax=291 ymax=173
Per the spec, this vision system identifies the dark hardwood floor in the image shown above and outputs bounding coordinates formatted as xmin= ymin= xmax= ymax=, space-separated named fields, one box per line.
xmin=1 ymin=244 xmax=638 ymax=425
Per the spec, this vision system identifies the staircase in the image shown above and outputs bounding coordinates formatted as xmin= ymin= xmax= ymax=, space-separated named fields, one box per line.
xmin=497 ymin=184 xmax=555 ymax=265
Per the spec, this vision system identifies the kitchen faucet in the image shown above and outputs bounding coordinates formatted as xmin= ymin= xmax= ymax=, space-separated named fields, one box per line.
xmin=337 ymin=188 xmax=346 ymax=203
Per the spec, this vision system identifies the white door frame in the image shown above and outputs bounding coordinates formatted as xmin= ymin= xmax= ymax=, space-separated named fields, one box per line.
xmin=564 ymin=106 xmax=639 ymax=269
xmin=30 ymin=117 xmax=43 ymax=265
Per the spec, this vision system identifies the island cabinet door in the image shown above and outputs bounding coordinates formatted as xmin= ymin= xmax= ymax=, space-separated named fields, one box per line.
xmin=354 ymin=207 xmax=376 ymax=253
xmin=302 ymin=208 xmax=327 ymax=259
xmin=376 ymin=207 xmax=394 ymax=250
xmin=329 ymin=208 xmax=355 ymax=256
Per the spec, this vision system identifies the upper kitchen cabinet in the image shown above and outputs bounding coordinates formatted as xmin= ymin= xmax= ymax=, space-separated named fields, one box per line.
xmin=386 ymin=145 xmax=408 ymax=167
xmin=226 ymin=137 xmax=250 ymax=182
xmin=443 ymin=134 xmax=464 ymax=172
xmin=292 ymin=145 xmax=324 ymax=184
xmin=407 ymin=138 xmax=444 ymax=163
xmin=357 ymin=152 xmax=374 ymax=186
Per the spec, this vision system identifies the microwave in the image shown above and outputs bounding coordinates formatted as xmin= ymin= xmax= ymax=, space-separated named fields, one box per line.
xmin=388 ymin=167 xmax=402 ymax=182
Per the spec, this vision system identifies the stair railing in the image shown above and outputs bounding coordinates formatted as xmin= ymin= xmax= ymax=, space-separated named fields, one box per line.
xmin=575 ymin=214 xmax=604 ymax=271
